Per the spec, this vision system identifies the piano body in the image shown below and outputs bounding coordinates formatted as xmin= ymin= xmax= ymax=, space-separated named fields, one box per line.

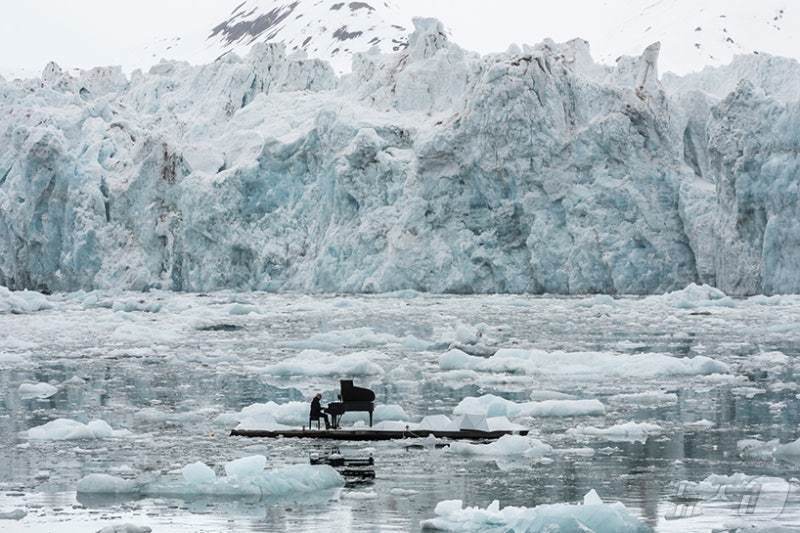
xmin=326 ymin=380 xmax=376 ymax=428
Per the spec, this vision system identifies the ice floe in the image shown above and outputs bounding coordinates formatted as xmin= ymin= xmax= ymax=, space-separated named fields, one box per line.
xmin=608 ymin=390 xmax=678 ymax=405
xmin=448 ymin=435 xmax=553 ymax=458
xmin=420 ymin=490 xmax=650 ymax=532
xmin=738 ymin=439 xmax=780 ymax=460
xmin=647 ymin=283 xmax=736 ymax=309
xmin=27 ymin=419 xmax=130 ymax=440
xmin=568 ymin=422 xmax=663 ymax=442
xmin=18 ymin=382 xmax=58 ymax=399
xmin=287 ymin=327 xmax=435 ymax=352
xmin=96 ymin=525 xmax=152 ymax=533
xmin=78 ymin=458 xmax=343 ymax=498
xmin=262 ymin=350 xmax=385 ymax=377
xmin=0 ymin=509 xmax=27 ymax=520
xmin=453 ymin=395 xmax=606 ymax=418
xmin=0 ymin=286 xmax=53 ymax=314
xmin=440 ymin=348 xmax=728 ymax=379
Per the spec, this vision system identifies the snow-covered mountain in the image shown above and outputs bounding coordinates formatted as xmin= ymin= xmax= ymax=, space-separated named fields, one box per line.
xmin=133 ymin=0 xmax=799 ymax=77
xmin=140 ymin=0 xmax=412 ymax=74
xmin=590 ymin=0 xmax=799 ymax=75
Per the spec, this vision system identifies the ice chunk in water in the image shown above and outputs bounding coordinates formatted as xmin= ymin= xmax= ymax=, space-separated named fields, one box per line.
xmin=454 ymin=395 xmax=605 ymax=418
xmin=182 ymin=462 xmax=216 ymax=485
xmin=77 ymin=474 xmax=140 ymax=494
xmin=449 ymin=435 xmax=553 ymax=458
xmin=458 ymin=414 xmax=490 ymax=431
xmin=421 ymin=490 xmax=650 ymax=532
xmin=18 ymin=382 xmax=58 ymax=399
xmin=418 ymin=415 xmax=459 ymax=431
xmin=441 ymin=348 xmax=728 ymax=379
xmin=27 ymin=419 xmax=126 ymax=440
xmin=648 ymin=283 xmax=735 ymax=309
xmin=0 ymin=286 xmax=53 ymax=314
xmin=224 ymin=456 xmax=267 ymax=479
xmin=96 ymin=525 xmax=152 ymax=533
xmin=262 ymin=350 xmax=385 ymax=377
xmin=0 ymin=509 xmax=27 ymax=520
xmin=568 ymin=422 xmax=662 ymax=443
xmin=78 ymin=461 xmax=343 ymax=498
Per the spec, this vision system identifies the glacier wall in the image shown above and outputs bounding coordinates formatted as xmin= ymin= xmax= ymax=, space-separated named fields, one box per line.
xmin=1 ymin=19 xmax=798 ymax=295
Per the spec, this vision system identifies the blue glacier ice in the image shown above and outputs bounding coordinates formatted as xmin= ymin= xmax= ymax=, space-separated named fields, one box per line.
xmin=1 ymin=18 xmax=798 ymax=295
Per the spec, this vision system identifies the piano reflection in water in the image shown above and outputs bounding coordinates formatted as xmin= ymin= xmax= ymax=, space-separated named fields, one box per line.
xmin=324 ymin=380 xmax=376 ymax=429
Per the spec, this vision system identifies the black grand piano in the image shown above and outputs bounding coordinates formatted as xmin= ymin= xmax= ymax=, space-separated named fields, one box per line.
xmin=325 ymin=380 xmax=376 ymax=428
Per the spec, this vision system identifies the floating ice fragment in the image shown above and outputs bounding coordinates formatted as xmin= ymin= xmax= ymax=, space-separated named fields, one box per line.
xmin=454 ymin=395 xmax=606 ymax=418
xmin=27 ymin=419 xmax=128 ymax=440
xmin=18 ymin=382 xmax=58 ymax=399
xmin=0 ymin=509 xmax=27 ymax=520
xmin=529 ymin=390 xmax=578 ymax=401
xmin=96 ymin=525 xmax=152 ymax=533
xmin=441 ymin=348 xmax=728 ymax=379
xmin=0 ymin=286 xmax=53 ymax=314
xmin=648 ymin=283 xmax=735 ymax=309
xmin=182 ymin=462 xmax=216 ymax=485
xmin=609 ymin=391 xmax=678 ymax=405
xmin=390 ymin=488 xmax=419 ymax=496
xmin=224 ymin=456 xmax=267 ymax=479
xmin=77 ymin=474 xmax=140 ymax=494
xmin=343 ymin=490 xmax=378 ymax=499
xmin=78 ymin=462 xmax=343 ymax=498
xmin=568 ymin=422 xmax=662 ymax=442
xmin=421 ymin=490 xmax=650 ymax=532
xmin=262 ymin=350 xmax=385 ymax=377
xmin=448 ymin=435 xmax=553 ymax=458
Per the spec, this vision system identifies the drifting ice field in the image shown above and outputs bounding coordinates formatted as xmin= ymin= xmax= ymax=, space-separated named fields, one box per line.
xmin=2 ymin=288 xmax=800 ymax=532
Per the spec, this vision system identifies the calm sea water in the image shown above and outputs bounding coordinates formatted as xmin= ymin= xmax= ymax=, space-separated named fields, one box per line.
xmin=2 ymin=291 xmax=800 ymax=532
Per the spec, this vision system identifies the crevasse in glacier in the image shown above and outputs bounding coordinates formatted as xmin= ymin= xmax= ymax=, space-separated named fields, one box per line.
xmin=0 ymin=18 xmax=798 ymax=295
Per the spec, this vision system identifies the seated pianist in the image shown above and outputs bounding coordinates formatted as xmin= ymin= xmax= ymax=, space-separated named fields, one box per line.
xmin=309 ymin=393 xmax=331 ymax=429
xmin=308 ymin=381 xmax=376 ymax=430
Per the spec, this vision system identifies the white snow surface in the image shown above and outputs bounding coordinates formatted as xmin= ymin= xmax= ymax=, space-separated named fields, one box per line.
xmin=420 ymin=490 xmax=649 ymax=532
xmin=2 ymin=14 xmax=800 ymax=296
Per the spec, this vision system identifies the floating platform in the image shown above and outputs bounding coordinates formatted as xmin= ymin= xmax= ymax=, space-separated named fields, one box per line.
xmin=230 ymin=428 xmax=528 ymax=441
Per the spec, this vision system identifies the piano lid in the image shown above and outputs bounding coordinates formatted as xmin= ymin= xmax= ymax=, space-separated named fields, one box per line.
xmin=340 ymin=380 xmax=376 ymax=402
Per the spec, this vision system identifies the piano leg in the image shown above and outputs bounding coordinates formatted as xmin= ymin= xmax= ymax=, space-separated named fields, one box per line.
xmin=369 ymin=410 xmax=373 ymax=428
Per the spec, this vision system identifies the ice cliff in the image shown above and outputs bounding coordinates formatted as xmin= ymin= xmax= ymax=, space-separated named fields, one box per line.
xmin=1 ymin=19 xmax=798 ymax=295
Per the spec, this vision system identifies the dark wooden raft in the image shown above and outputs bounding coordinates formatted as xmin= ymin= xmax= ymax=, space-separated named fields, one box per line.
xmin=230 ymin=428 xmax=529 ymax=441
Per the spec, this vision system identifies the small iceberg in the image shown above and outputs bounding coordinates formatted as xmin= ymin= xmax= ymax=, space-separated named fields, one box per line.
xmin=27 ymin=419 xmax=130 ymax=440
xmin=567 ymin=422 xmax=662 ymax=443
xmin=448 ymin=435 xmax=553 ymax=459
xmin=18 ymin=382 xmax=58 ymax=399
xmin=421 ymin=490 xmax=651 ymax=532
xmin=77 ymin=456 xmax=344 ymax=499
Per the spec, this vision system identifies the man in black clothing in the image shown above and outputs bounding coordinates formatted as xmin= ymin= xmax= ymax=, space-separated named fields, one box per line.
xmin=310 ymin=393 xmax=330 ymax=429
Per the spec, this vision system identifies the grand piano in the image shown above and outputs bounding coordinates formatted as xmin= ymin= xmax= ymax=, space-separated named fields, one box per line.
xmin=325 ymin=380 xmax=376 ymax=429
